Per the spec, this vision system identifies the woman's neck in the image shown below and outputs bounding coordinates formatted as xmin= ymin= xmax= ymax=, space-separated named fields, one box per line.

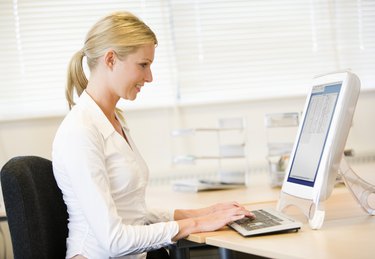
xmin=86 ymin=81 xmax=119 ymax=123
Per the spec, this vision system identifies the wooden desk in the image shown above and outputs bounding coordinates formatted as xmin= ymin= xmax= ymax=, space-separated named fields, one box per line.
xmin=204 ymin=188 xmax=375 ymax=259
xmin=0 ymin=209 xmax=6 ymax=221
xmin=147 ymin=173 xmax=280 ymax=243
xmin=146 ymin=173 xmax=280 ymax=212
xmin=0 ymin=209 xmax=8 ymax=259
xmin=146 ymin=173 xmax=282 ymax=258
xmin=146 ymin=163 xmax=375 ymax=258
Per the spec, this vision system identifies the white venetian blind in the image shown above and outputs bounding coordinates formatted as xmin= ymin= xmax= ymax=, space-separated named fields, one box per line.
xmin=0 ymin=0 xmax=176 ymax=120
xmin=334 ymin=0 xmax=375 ymax=87
xmin=1 ymin=0 xmax=374 ymax=120
xmin=170 ymin=0 xmax=375 ymax=104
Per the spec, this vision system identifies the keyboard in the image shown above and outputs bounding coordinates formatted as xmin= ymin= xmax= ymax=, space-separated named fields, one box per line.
xmin=229 ymin=208 xmax=302 ymax=236
xmin=234 ymin=209 xmax=283 ymax=231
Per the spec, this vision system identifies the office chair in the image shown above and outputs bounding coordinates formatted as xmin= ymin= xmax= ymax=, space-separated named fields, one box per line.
xmin=0 ymin=156 xmax=68 ymax=259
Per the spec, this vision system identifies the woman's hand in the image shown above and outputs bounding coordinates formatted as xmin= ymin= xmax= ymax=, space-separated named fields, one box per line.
xmin=207 ymin=201 xmax=245 ymax=214
xmin=174 ymin=201 xmax=249 ymax=220
xmin=195 ymin=205 xmax=254 ymax=232
xmin=173 ymin=203 xmax=254 ymax=241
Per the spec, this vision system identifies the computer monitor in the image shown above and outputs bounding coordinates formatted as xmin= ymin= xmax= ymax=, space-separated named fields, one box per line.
xmin=280 ymin=71 xmax=360 ymax=205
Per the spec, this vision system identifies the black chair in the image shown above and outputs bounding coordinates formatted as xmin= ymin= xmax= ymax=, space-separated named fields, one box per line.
xmin=0 ymin=156 xmax=68 ymax=259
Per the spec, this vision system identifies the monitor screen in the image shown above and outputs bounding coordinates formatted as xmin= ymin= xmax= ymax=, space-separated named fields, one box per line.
xmin=287 ymin=82 xmax=342 ymax=187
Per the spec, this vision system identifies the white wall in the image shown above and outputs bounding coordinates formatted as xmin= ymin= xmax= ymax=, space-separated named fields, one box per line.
xmin=1 ymin=90 xmax=374 ymax=180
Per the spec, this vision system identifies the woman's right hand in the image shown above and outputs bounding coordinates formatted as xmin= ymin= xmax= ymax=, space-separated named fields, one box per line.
xmin=195 ymin=205 xmax=254 ymax=232
xmin=173 ymin=205 xmax=254 ymax=241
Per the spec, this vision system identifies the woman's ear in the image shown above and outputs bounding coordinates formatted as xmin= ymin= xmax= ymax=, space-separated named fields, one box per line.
xmin=104 ymin=50 xmax=116 ymax=69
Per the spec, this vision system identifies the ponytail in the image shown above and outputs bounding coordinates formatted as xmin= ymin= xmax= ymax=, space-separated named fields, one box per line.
xmin=65 ymin=50 xmax=88 ymax=109
xmin=65 ymin=11 xmax=157 ymax=110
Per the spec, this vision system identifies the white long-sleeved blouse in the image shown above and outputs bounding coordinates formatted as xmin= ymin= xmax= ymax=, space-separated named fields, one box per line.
xmin=52 ymin=91 xmax=179 ymax=259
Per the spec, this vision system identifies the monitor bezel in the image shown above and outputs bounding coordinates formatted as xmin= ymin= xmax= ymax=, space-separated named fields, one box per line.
xmin=281 ymin=71 xmax=360 ymax=201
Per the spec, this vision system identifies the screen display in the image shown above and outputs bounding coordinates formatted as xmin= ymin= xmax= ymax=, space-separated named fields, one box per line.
xmin=287 ymin=83 xmax=341 ymax=187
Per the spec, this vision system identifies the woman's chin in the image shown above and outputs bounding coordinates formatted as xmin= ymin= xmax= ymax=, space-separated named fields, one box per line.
xmin=122 ymin=93 xmax=137 ymax=101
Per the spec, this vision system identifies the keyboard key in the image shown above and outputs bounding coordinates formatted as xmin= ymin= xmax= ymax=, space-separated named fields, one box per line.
xmin=234 ymin=210 xmax=282 ymax=231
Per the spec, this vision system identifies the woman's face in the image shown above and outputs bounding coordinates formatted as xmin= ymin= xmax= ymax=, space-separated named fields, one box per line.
xmin=110 ymin=44 xmax=155 ymax=100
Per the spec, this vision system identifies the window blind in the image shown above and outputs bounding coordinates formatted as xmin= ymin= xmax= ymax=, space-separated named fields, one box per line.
xmin=0 ymin=0 xmax=176 ymax=120
xmin=0 ymin=0 xmax=374 ymax=120
xmin=171 ymin=0 xmax=375 ymax=105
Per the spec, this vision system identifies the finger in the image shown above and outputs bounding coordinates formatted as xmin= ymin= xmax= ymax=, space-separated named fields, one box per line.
xmin=233 ymin=207 xmax=256 ymax=218
xmin=241 ymin=208 xmax=255 ymax=218
xmin=230 ymin=214 xmax=245 ymax=222
xmin=231 ymin=201 xmax=241 ymax=207
xmin=246 ymin=211 xmax=256 ymax=218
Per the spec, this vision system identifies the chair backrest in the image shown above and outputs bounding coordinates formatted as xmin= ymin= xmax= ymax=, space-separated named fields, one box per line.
xmin=0 ymin=156 xmax=68 ymax=259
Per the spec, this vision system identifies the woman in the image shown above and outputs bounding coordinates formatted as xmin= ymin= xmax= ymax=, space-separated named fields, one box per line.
xmin=52 ymin=11 xmax=253 ymax=259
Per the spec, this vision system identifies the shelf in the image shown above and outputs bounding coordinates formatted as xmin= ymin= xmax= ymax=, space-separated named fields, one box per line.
xmin=171 ymin=127 xmax=243 ymax=137
xmin=171 ymin=117 xmax=248 ymax=187
xmin=173 ymin=155 xmax=246 ymax=164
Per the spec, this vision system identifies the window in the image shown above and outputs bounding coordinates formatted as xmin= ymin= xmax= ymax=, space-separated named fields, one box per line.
xmin=1 ymin=0 xmax=374 ymax=120
xmin=171 ymin=0 xmax=375 ymax=104
xmin=0 ymin=0 xmax=176 ymax=120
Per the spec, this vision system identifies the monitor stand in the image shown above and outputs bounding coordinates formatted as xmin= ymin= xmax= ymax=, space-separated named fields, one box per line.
xmin=277 ymin=156 xmax=375 ymax=230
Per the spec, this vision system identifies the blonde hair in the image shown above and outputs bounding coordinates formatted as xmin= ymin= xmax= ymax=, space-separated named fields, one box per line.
xmin=66 ymin=11 xmax=158 ymax=109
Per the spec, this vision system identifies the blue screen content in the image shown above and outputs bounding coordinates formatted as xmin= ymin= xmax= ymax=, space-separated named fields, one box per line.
xmin=287 ymin=83 xmax=341 ymax=187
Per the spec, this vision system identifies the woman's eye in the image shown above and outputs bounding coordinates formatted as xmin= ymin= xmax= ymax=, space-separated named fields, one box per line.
xmin=140 ymin=63 xmax=147 ymax=68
